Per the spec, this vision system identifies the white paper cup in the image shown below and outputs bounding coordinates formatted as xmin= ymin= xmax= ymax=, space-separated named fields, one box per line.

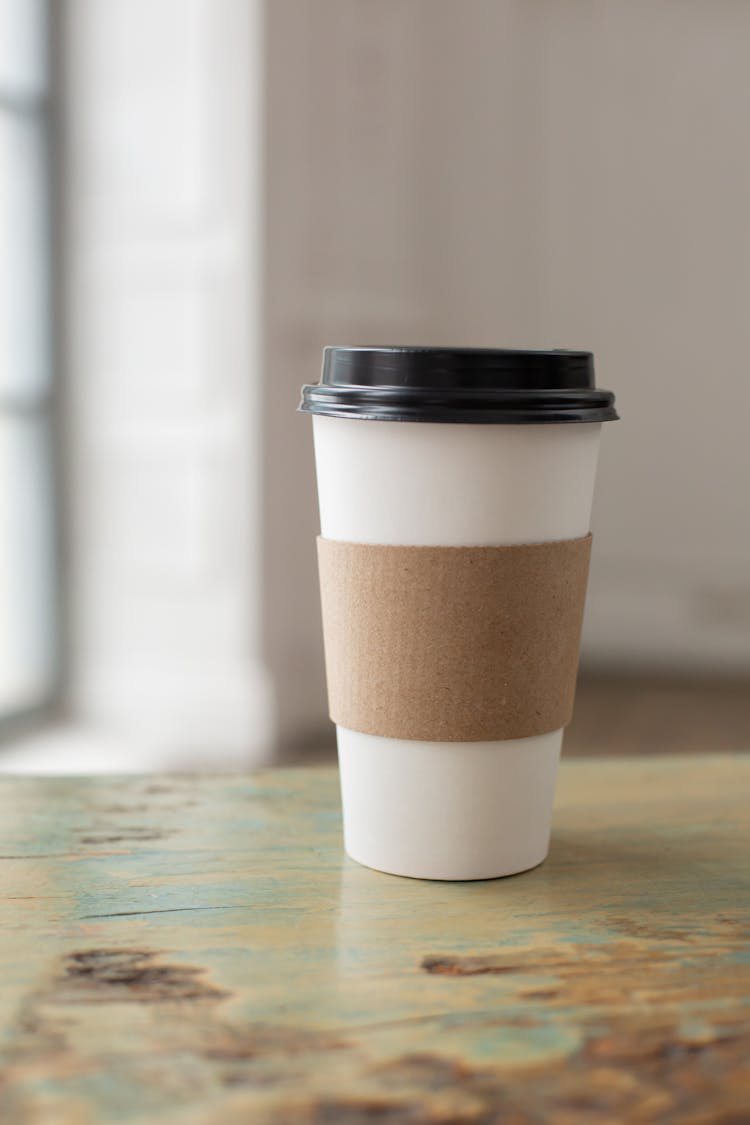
xmin=302 ymin=348 xmax=617 ymax=880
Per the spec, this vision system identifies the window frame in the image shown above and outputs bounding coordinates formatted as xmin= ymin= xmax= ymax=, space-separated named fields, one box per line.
xmin=0 ymin=0 xmax=63 ymax=739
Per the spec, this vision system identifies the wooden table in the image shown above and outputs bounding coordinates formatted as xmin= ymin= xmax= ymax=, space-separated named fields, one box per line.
xmin=1 ymin=756 xmax=748 ymax=1124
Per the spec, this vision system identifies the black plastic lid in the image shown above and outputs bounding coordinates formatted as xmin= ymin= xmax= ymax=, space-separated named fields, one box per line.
xmin=299 ymin=346 xmax=618 ymax=424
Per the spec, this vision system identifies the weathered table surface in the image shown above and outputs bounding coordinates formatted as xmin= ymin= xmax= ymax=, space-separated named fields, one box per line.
xmin=0 ymin=756 xmax=748 ymax=1124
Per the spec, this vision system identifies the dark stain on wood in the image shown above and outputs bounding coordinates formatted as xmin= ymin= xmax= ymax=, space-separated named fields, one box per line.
xmin=606 ymin=916 xmax=692 ymax=942
xmin=422 ymin=931 xmax=750 ymax=1002
xmin=421 ymin=954 xmax=517 ymax=977
xmin=58 ymin=950 xmax=228 ymax=1004
xmin=78 ymin=827 xmax=176 ymax=845
xmin=308 ymin=1101 xmax=430 ymax=1124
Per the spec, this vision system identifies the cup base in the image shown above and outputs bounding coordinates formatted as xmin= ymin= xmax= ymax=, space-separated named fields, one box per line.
xmin=337 ymin=726 xmax=562 ymax=881
xmin=342 ymin=842 xmax=551 ymax=883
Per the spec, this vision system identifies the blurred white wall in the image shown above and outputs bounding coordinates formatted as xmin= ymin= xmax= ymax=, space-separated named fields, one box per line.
xmin=264 ymin=0 xmax=750 ymax=752
xmin=55 ymin=0 xmax=749 ymax=765
xmin=64 ymin=0 xmax=272 ymax=766
xmin=519 ymin=1 xmax=750 ymax=673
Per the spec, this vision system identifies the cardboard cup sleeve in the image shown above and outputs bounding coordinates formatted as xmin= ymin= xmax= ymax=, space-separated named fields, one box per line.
xmin=317 ymin=534 xmax=593 ymax=742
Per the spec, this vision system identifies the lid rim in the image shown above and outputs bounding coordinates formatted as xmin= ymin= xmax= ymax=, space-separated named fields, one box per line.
xmin=300 ymin=345 xmax=618 ymax=424
xmin=299 ymin=406 xmax=618 ymax=424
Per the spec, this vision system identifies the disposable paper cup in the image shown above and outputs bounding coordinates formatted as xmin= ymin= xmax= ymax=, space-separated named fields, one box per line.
xmin=301 ymin=347 xmax=617 ymax=880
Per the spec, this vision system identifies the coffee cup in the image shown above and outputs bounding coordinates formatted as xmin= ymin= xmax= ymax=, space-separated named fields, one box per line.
xmin=300 ymin=347 xmax=617 ymax=880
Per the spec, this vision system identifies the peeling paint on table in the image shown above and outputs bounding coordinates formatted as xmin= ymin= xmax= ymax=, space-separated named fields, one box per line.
xmin=0 ymin=756 xmax=748 ymax=1123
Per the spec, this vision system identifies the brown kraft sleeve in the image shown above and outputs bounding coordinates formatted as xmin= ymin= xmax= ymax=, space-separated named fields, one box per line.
xmin=317 ymin=534 xmax=593 ymax=742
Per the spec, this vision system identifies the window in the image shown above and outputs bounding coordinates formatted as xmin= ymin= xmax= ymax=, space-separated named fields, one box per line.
xmin=0 ymin=0 xmax=57 ymax=725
